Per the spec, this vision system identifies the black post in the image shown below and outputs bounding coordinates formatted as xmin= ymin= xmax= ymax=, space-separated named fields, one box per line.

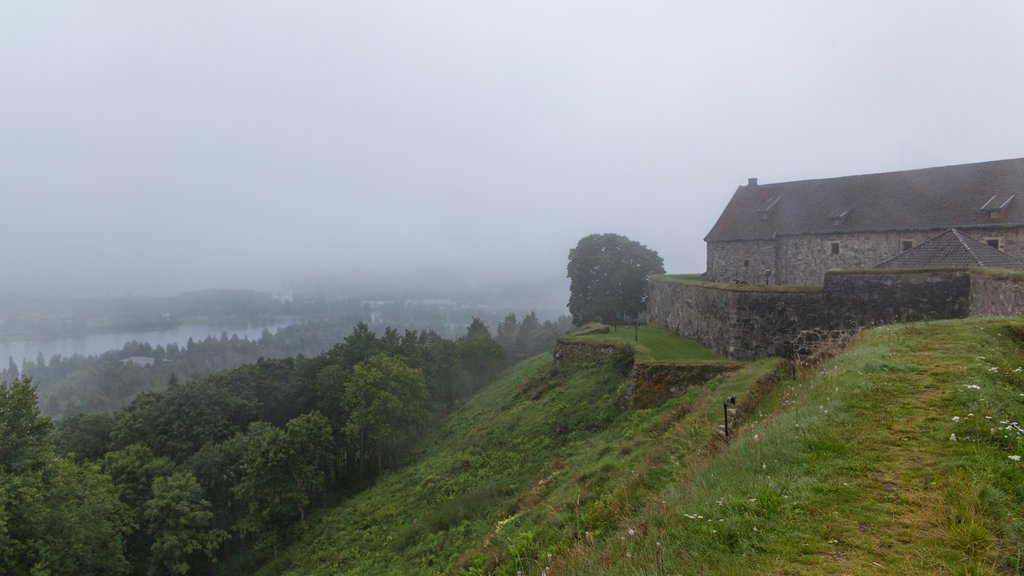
xmin=634 ymin=322 xmax=638 ymax=342
xmin=723 ymin=396 xmax=736 ymax=437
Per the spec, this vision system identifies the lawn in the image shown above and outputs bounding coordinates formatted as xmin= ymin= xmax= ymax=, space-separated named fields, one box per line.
xmin=560 ymin=323 xmax=725 ymax=363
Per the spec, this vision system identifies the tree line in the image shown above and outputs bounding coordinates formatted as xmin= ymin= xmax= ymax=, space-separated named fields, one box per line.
xmin=0 ymin=317 xmax=566 ymax=575
xmin=2 ymin=312 xmax=569 ymax=419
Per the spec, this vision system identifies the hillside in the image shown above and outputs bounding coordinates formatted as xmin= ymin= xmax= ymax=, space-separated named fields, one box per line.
xmin=250 ymin=319 xmax=1024 ymax=575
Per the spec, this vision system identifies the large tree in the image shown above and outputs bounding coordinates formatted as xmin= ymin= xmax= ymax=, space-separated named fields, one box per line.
xmin=567 ymin=233 xmax=665 ymax=326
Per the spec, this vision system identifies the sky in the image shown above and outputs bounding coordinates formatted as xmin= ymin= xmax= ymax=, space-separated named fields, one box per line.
xmin=3 ymin=1 xmax=1023 ymax=300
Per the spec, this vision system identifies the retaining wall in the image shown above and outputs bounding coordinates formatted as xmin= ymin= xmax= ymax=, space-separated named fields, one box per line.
xmin=649 ymin=270 xmax=1005 ymax=360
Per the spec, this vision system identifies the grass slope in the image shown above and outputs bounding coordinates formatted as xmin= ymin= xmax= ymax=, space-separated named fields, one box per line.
xmin=560 ymin=324 xmax=724 ymax=363
xmin=558 ymin=319 xmax=1024 ymax=575
xmin=247 ymin=345 xmax=774 ymax=575
xmin=250 ymin=318 xmax=1024 ymax=575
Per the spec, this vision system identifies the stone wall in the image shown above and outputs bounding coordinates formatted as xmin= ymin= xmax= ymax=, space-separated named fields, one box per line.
xmin=619 ymin=362 xmax=741 ymax=409
xmin=552 ymin=341 xmax=619 ymax=366
xmin=705 ymin=240 xmax=776 ymax=285
xmin=707 ymin=227 xmax=1024 ymax=286
xmin=649 ymin=270 xmax=985 ymax=360
xmin=969 ymin=273 xmax=1024 ymax=316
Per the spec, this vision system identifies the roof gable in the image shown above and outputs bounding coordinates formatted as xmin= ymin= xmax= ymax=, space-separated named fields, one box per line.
xmin=705 ymin=158 xmax=1024 ymax=242
xmin=874 ymin=228 xmax=1024 ymax=270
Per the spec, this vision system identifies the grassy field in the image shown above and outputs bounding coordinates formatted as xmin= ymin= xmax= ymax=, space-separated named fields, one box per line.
xmin=558 ymin=319 xmax=1024 ymax=575
xmin=560 ymin=324 xmax=725 ymax=363
xmin=240 ymin=318 xmax=1024 ymax=575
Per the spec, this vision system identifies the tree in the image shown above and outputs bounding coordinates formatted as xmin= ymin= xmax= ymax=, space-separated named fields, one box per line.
xmin=344 ymin=355 xmax=427 ymax=475
xmin=456 ymin=324 xmax=506 ymax=396
xmin=34 ymin=459 xmax=133 ymax=576
xmin=567 ymin=233 xmax=665 ymax=326
xmin=232 ymin=413 xmax=334 ymax=553
xmin=6 ymin=356 xmax=19 ymax=381
xmin=144 ymin=472 xmax=227 ymax=575
xmin=0 ymin=379 xmax=131 ymax=576
xmin=0 ymin=378 xmax=53 ymax=475
xmin=53 ymin=412 xmax=115 ymax=461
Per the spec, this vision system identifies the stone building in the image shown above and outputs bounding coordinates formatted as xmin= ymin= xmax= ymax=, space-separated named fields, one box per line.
xmin=704 ymin=157 xmax=1024 ymax=285
xmin=875 ymin=228 xmax=1024 ymax=271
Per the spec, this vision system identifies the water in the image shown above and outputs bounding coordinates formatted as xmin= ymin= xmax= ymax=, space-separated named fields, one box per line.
xmin=0 ymin=320 xmax=294 ymax=366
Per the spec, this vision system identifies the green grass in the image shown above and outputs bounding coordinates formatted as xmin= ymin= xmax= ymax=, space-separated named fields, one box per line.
xmin=236 ymin=318 xmax=1024 ymax=575
xmin=560 ymin=324 xmax=724 ymax=363
xmin=238 ymin=347 xmax=781 ymax=575
xmin=652 ymin=274 xmax=822 ymax=293
xmin=556 ymin=319 xmax=1024 ymax=575
xmin=827 ymin=265 xmax=1024 ymax=283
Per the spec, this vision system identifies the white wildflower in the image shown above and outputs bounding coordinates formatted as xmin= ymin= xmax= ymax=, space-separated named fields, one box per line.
xmin=952 ymin=416 xmax=960 ymax=422
xmin=950 ymin=433 xmax=957 ymax=441
xmin=1010 ymin=455 xmax=1021 ymax=462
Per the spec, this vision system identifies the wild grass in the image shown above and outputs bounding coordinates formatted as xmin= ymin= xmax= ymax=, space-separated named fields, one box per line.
xmin=554 ymin=319 xmax=1024 ymax=575
xmin=240 ymin=318 xmax=1024 ymax=575
xmin=560 ymin=324 xmax=724 ymax=363
xmin=242 ymin=344 xmax=780 ymax=575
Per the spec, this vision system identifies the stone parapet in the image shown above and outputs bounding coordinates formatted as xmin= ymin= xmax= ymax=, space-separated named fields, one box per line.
xmin=649 ymin=270 xmax=1001 ymax=360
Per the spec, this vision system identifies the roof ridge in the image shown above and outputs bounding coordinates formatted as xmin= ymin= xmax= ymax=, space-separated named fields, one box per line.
xmin=950 ymin=228 xmax=983 ymax=265
xmin=746 ymin=157 xmax=1024 ymax=189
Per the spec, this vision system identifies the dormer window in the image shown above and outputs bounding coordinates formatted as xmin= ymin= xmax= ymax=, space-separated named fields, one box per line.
xmin=980 ymin=195 xmax=1015 ymax=219
xmin=755 ymin=196 xmax=781 ymax=221
xmin=828 ymin=206 xmax=853 ymax=225
xmin=901 ymin=239 xmax=914 ymax=252
xmin=985 ymin=237 xmax=1001 ymax=250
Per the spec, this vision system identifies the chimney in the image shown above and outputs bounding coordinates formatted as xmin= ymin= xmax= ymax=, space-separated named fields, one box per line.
xmin=748 ymin=177 xmax=758 ymax=187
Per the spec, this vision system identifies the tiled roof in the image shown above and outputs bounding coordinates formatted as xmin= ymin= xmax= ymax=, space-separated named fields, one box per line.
xmin=705 ymin=158 xmax=1024 ymax=242
xmin=875 ymin=228 xmax=1024 ymax=270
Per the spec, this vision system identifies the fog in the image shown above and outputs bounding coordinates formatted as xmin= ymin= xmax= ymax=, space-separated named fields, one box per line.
xmin=3 ymin=1 xmax=1023 ymax=299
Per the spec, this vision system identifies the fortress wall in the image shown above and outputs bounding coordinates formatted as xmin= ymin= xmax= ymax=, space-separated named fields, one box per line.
xmin=822 ymin=271 xmax=972 ymax=325
xmin=650 ymin=271 xmax=978 ymax=360
xmin=647 ymin=279 xmax=740 ymax=357
xmin=969 ymin=273 xmax=1024 ymax=316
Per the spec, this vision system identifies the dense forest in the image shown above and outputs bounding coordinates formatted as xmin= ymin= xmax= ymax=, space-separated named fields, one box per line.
xmin=0 ymin=314 xmax=567 ymax=575
xmin=1 ymin=313 xmax=570 ymax=418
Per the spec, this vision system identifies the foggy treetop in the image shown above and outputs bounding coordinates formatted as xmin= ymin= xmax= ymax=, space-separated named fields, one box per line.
xmin=2 ymin=1 xmax=1022 ymax=296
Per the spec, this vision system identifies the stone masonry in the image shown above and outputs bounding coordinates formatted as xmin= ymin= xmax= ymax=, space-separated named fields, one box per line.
xmin=647 ymin=270 xmax=1010 ymax=360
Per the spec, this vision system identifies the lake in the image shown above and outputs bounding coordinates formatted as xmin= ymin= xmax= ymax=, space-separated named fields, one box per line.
xmin=1 ymin=320 xmax=294 ymax=366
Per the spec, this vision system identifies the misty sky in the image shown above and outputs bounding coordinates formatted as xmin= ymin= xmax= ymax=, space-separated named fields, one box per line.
xmin=3 ymin=1 xmax=1023 ymax=298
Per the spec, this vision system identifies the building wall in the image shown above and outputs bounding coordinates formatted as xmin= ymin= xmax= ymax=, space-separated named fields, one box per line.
xmin=705 ymin=240 xmax=777 ymax=284
xmin=709 ymin=226 xmax=1024 ymax=286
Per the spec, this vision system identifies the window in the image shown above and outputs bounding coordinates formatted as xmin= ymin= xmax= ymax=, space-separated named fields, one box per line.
xmin=900 ymin=239 xmax=914 ymax=252
xmin=985 ymin=238 xmax=1001 ymax=250
xmin=743 ymin=259 xmax=749 ymax=267
xmin=830 ymin=241 xmax=840 ymax=255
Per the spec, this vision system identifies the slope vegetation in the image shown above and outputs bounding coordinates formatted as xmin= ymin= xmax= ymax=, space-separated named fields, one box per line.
xmin=253 ymin=319 xmax=1024 ymax=575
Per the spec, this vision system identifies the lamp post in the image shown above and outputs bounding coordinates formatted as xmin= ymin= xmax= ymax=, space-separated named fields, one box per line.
xmin=723 ymin=396 xmax=737 ymax=437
